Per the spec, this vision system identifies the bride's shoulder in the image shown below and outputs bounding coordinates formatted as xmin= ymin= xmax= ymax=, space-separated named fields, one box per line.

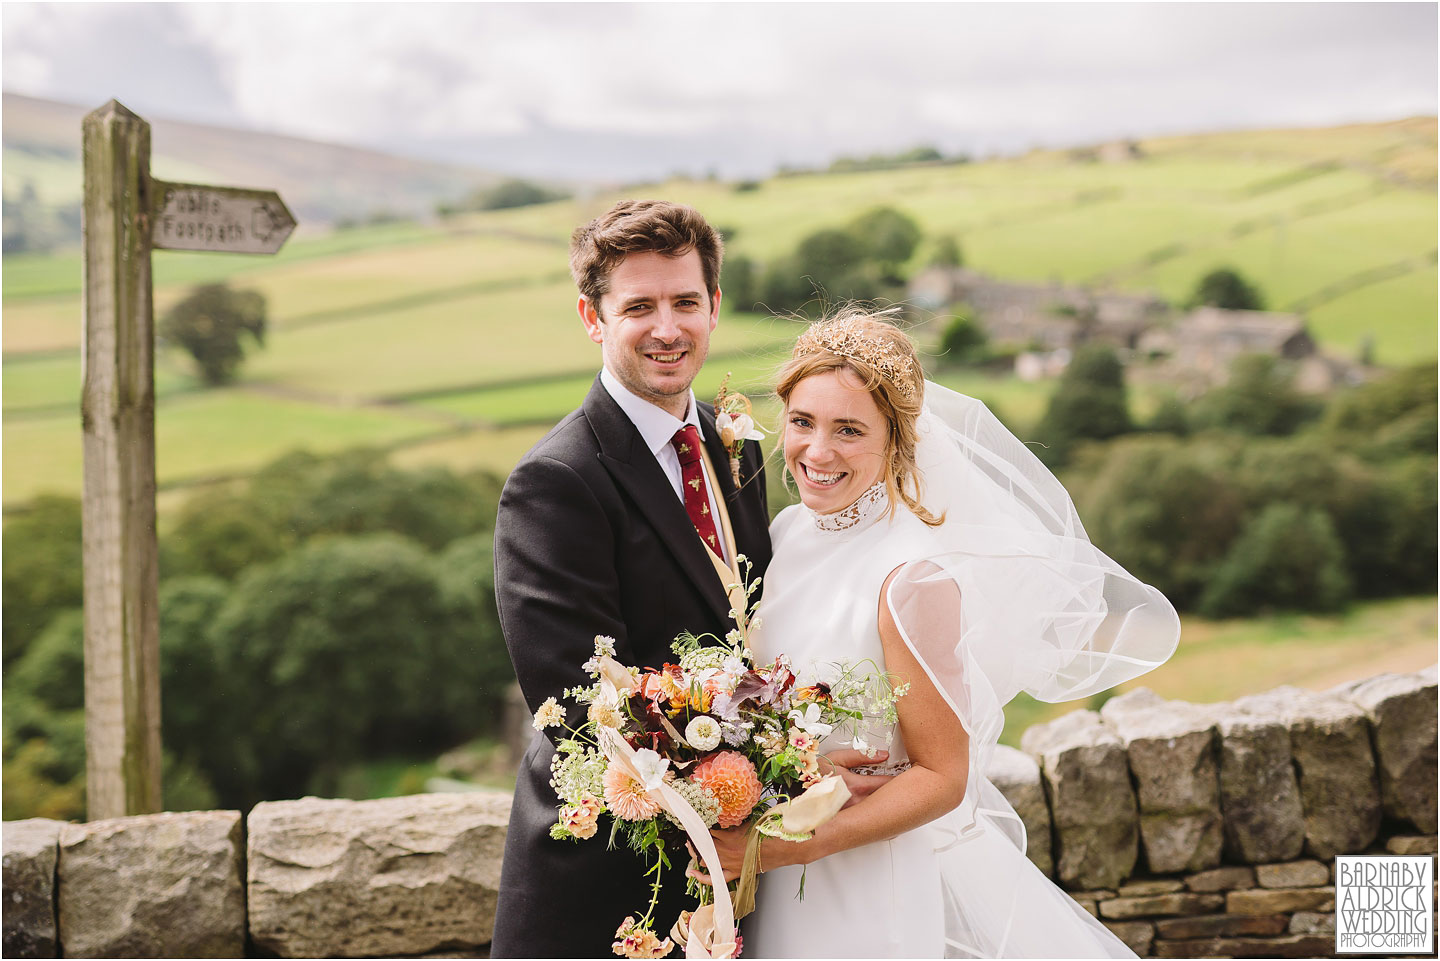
xmin=768 ymin=503 xmax=805 ymax=542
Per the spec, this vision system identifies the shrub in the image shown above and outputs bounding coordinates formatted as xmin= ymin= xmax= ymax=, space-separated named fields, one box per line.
xmin=1190 ymin=354 xmax=1318 ymax=436
xmin=1199 ymin=503 xmax=1352 ymax=617
xmin=2 ymin=495 xmax=83 ymax=668
xmin=1189 ymin=267 xmax=1265 ymax=311
xmin=1033 ymin=345 xmax=1132 ymax=466
xmin=1077 ymin=435 xmax=1247 ymax=609
xmin=938 ymin=312 xmax=988 ymax=366
xmin=203 ymin=533 xmax=478 ymax=806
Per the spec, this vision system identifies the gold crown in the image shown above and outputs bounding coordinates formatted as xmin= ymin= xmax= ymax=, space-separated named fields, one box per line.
xmin=793 ymin=316 xmax=918 ymax=399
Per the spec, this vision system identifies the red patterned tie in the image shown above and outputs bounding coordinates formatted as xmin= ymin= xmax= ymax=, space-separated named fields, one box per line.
xmin=670 ymin=425 xmax=722 ymax=557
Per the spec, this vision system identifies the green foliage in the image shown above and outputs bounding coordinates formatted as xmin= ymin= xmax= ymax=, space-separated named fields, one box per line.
xmin=162 ymin=449 xmax=503 ymax=581
xmin=930 ymin=235 xmax=963 ymax=269
xmin=442 ymin=178 xmax=569 ymax=216
xmin=1189 ymin=267 xmax=1266 ymax=310
xmin=1190 ymin=355 xmax=1319 ymax=436
xmin=1324 ymin=364 xmax=1439 ymax=459
xmin=2 ymin=495 xmax=82 ymax=668
xmin=158 ymin=283 xmax=267 ymax=385
xmin=1199 ymin=503 xmax=1352 ymax=618
xmin=7 ymin=609 xmax=84 ymax=712
xmin=200 ymin=533 xmax=488 ymax=806
xmin=938 ymin=312 xmax=988 ymax=367
xmin=157 ymin=577 xmax=232 ymax=763
xmin=847 ymin=207 xmax=922 ymax=281
xmin=1077 ymin=436 xmax=1247 ymax=609
xmin=1146 ymin=395 xmax=1190 ymax=436
xmin=162 ymin=488 xmax=289 ymax=581
xmin=433 ymin=532 xmax=514 ymax=729
xmin=1033 ymin=345 xmax=1132 ymax=466
xmin=721 ymin=255 xmax=758 ymax=313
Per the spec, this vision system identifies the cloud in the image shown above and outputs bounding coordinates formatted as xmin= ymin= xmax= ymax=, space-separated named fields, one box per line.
xmin=4 ymin=2 xmax=1435 ymax=177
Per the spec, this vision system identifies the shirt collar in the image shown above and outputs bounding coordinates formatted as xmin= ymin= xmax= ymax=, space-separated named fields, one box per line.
xmin=600 ymin=366 xmax=704 ymax=457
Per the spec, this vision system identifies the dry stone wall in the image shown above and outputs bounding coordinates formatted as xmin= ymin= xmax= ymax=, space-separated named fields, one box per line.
xmin=2 ymin=666 xmax=1434 ymax=959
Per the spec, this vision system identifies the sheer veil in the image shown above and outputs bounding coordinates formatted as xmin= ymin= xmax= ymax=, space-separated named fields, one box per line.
xmin=883 ymin=381 xmax=1181 ymax=957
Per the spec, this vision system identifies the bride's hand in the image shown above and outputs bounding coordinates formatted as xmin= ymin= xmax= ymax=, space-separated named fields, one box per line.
xmin=685 ymin=827 xmax=749 ymax=885
xmin=820 ymin=748 xmax=893 ymax=807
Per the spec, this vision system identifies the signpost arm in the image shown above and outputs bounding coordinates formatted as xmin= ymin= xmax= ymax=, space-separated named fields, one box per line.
xmin=80 ymin=99 xmax=163 ymax=819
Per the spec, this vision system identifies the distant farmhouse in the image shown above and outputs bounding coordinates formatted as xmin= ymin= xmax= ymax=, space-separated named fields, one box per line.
xmin=910 ymin=267 xmax=1363 ymax=392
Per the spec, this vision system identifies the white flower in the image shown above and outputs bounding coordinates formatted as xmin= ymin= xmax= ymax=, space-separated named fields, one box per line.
xmin=685 ymin=715 xmax=722 ymax=751
xmin=787 ymin=701 xmax=834 ymax=738
xmin=532 ymin=697 xmax=565 ymax=731
xmin=724 ymin=629 xmax=744 ymax=647
xmin=632 ymin=749 xmax=670 ymax=792
xmin=720 ymin=720 xmax=754 ymax=747
xmin=594 ymin=635 xmax=617 ymax=657
xmin=717 ymin=411 xmax=765 ymax=445
xmin=588 ymin=699 xmax=622 ymax=729
xmin=781 ymin=775 xmax=851 ymax=833
xmin=722 ymin=656 xmax=748 ymax=676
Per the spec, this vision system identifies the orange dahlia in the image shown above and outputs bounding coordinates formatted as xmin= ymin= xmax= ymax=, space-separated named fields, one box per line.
xmin=691 ymin=751 xmax=763 ymax=828
xmin=603 ymin=764 xmax=662 ymax=821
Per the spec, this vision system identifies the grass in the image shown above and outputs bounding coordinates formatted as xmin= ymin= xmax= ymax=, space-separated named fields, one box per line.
xmin=1000 ymin=594 xmax=1438 ymax=745
xmin=4 ymin=390 xmax=445 ymax=505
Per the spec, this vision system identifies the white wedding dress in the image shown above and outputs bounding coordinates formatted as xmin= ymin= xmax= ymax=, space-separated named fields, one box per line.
xmin=743 ymin=384 xmax=1180 ymax=959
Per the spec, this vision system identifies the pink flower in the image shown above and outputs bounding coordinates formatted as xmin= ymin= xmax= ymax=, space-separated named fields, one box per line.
xmin=603 ymin=764 xmax=662 ymax=821
xmin=788 ymin=730 xmax=816 ymax=753
xmin=561 ymin=796 xmax=602 ymax=839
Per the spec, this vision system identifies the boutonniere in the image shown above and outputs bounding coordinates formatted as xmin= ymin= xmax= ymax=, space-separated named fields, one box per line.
xmin=714 ymin=373 xmax=767 ymax=486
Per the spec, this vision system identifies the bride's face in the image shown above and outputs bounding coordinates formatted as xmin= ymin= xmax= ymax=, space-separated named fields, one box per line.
xmin=784 ymin=368 xmax=888 ymax=514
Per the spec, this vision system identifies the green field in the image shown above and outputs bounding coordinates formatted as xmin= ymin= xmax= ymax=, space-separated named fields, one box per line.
xmin=4 ymin=118 xmax=1435 ymax=508
xmin=1001 ymin=594 xmax=1438 ymax=744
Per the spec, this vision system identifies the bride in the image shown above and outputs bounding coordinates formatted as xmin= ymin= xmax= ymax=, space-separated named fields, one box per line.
xmin=698 ymin=309 xmax=1181 ymax=958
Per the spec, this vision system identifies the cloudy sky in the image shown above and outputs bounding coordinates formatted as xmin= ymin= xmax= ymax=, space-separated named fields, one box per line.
xmin=4 ymin=2 xmax=1435 ymax=179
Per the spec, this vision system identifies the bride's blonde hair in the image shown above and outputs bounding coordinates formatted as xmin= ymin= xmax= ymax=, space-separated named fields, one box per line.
xmin=776 ymin=307 xmax=942 ymax=527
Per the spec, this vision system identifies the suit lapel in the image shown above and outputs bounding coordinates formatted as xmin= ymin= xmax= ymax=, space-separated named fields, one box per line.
xmin=585 ymin=380 xmax=734 ymax=626
xmin=699 ymin=401 xmax=770 ymax=566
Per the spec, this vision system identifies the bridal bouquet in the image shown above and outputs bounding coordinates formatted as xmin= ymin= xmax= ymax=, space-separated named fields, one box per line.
xmin=535 ymin=558 xmax=906 ymax=959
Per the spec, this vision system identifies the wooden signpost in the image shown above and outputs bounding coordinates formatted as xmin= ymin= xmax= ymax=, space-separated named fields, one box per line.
xmin=80 ymin=99 xmax=294 ymax=820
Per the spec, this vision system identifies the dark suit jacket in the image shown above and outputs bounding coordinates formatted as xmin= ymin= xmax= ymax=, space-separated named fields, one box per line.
xmin=490 ymin=376 xmax=772 ymax=958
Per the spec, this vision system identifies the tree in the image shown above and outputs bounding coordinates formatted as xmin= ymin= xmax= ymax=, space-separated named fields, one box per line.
xmin=720 ymin=256 xmax=758 ymax=314
xmin=2 ymin=496 xmax=83 ymax=669
xmin=1189 ymin=267 xmax=1265 ymax=311
xmin=159 ymin=283 xmax=266 ymax=385
xmin=1077 ymin=435 xmax=1249 ymax=610
xmin=930 ymin=235 xmax=963 ymax=269
xmin=1199 ymin=503 xmax=1351 ymax=617
xmin=938 ymin=312 xmax=987 ymax=366
xmin=201 ymin=534 xmax=481 ymax=806
xmin=1033 ymin=345 xmax=1132 ymax=466
xmin=1190 ymin=354 xmax=1318 ymax=436
xmin=847 ymin=207 xmax=922 ymax=282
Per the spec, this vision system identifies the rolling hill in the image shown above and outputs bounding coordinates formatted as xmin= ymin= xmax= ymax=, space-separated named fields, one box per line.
xmin=3 ymin=114 xmax=1435 ymax=509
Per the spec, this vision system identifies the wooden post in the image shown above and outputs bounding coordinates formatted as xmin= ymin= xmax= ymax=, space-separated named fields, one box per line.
xmin=80 ymin=100 xmax=162 ymax=819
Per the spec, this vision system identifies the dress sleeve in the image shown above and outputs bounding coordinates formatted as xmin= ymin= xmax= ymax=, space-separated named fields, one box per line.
xmin=493 ymin=454 xmax=625 ymax=731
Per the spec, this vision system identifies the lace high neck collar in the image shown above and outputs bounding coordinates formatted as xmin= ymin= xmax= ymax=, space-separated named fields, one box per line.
xmin=809 ymin=481 xmax=889 ymax=533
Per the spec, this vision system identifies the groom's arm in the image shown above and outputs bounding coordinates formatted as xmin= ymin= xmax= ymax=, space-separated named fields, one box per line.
xmin=494 ymin=453 xmax=626 ymax=729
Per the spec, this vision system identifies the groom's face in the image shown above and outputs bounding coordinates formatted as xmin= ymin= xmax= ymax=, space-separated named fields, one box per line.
xmin=579 ymin=249 xmax=720 ymax=418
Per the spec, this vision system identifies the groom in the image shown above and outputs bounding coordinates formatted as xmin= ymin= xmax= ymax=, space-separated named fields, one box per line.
xmin=490 ymin=200 xmax=774 ymax=957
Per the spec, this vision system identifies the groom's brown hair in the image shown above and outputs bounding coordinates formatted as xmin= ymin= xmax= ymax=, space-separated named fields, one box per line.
xmin=569 ymin=200 xmax=724 ymax=314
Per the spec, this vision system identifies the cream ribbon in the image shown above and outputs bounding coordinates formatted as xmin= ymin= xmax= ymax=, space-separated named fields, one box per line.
xmin=595 ymin=724 xmax=739 ymax=959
